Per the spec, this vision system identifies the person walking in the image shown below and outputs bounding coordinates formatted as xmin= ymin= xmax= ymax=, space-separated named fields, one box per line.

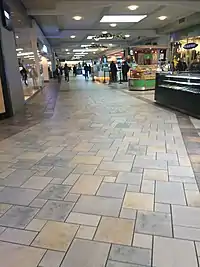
xmin=84 ymin=64 xmax=89 ymax=80
xmin=110 ymin=61 xmax=117 ymax=82
xmin=73 ymin=65 xmax=77 ymax=77
xmin=88 ymin=64 xmax=92 ymax=76
xmin=55 ymin=65 xmax=61 ymax=83
xmin=20 ymin=66 xmax=28 ymax=86
xmin=64 ymin=63 xmax=70 ymax=82
xmin=122 ymin=61 xmax=130 ymax=82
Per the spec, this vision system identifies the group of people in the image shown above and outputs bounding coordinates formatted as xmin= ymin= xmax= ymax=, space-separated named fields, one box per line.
xmin=110 ymin=61 xmax=130 ymax=83
xmin=55 ymin=63 xmax=92 ymax=83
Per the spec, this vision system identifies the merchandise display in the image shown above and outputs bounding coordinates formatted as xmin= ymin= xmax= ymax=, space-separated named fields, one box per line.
xmin=155 ymin=72 xmax=200 ymax=117
xmin=129 ymin=65 xmax=156 ymax=90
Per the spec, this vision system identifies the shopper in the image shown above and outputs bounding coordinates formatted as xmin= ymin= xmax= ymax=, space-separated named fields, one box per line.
xmin=73 ymin=65 xmax=77 ymax=76
xmin=84 ymin=64 xmax=89 ymax=80
xmin=110 ymin=61 xmax=117 ymax=82
xmin=122 ymin=61 xmax=130 ymax=82
xmin=88 ymin=64 xmax=92 ymax=76
xmin=55 ymin=65 xmax=61 ymax=83
xmin=176 ymin=58 xmax=186 ymax=72
xmin=20 ymin=66 xmax=28 ymax=86
xmin=64 ymin=63 xmax=70 ymax=82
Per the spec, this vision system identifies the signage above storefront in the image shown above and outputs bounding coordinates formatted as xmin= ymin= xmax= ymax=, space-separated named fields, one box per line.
xmin=183 ymin=43 xmax=198 ymax=50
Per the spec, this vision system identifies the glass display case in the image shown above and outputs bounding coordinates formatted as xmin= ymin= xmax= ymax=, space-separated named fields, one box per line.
xmin=155 ymin=72 xmax=200 ymax=117
xmin=129 ymin=65 xmax=157 ymax=91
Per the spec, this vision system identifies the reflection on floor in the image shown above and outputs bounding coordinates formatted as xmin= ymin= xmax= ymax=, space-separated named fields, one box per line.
xmin=0 ymin=82 xmax=5 ymax=113
xmin=0 ymin=77 xmax=200 ymax=267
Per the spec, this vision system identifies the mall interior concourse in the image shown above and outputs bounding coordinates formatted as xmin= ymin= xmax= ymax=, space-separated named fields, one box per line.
xmin=1 ymin=1 xmax=200 ymax=267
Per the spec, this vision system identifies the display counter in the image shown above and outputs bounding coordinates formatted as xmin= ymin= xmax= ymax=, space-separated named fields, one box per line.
xmin=129 ymin=65 xmax=156 ymax=91
xmin=155 ymin=72 xmax=200 ymax=117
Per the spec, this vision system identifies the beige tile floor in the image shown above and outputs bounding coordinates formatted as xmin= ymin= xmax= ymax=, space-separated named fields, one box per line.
xmin=0 ymin=78 xmax=199 ymax=266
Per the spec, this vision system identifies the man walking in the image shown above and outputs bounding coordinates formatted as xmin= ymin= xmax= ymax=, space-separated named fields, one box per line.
xmin=64 ymin=63 xmax=70 ymax=82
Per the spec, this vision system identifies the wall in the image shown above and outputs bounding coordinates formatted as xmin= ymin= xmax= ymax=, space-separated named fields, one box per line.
xmin=0 ymin=20 xmax=24 ymax=114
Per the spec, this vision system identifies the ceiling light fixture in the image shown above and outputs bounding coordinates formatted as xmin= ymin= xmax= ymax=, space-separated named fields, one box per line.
xmin=17 ymin=52 xmax=34 ymax=57
xmin=65 ymin=49 xmax=69 ymax=51
xmin=110 ymin=23 xmax=117 ymax=27
xmin=70 ymin=35 xmax=76 ymax=39
xmin=87 ymin=36 xmax=95 ymax=40
xmin=73 ymin=16 xmax=82 ymax=21
xmin=125 ymin=34 xmax=130 ymax=38
xmin=100 ymin=15 xmax=147 ymax=23
xmin=109 ymin=44 xmax=113 ymax=46
xmin=73 ymin=49 xmax=98 ymax=52
xmin=16 ymin=35 xmax=19 ymax=39
xmin=16 ymin=48 xmax=23 ymax=51
xmin=102 ymin=31 xmax=107 ymax=34
xmin=67 ymin=52 xmax=70 ymax=54
xmin=158 ymin=16 xmax=167 ymax=21
xmin=128 ymin=5 xmax=139 ymax=11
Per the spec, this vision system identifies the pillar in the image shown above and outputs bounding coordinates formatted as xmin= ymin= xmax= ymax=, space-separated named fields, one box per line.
xmin=41 ymin=56 xmax=49 ymax=82
xmin=0 ymin=1 xmax=24 ymax=116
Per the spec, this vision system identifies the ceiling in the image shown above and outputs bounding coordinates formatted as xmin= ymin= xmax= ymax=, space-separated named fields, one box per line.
xmin=10 ymin=0 xmax=200 ymax=60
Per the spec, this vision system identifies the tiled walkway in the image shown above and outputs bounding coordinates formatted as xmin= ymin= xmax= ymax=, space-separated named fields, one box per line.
xmin=0 ymin=78 xmax=200 ymax=267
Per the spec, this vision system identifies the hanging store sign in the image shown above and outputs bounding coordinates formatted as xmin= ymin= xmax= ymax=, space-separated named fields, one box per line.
xmin=183 ymin=43 xmax=198 ymax=50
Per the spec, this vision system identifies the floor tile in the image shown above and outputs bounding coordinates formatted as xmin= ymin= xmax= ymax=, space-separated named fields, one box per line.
xmin=0 ymin=241 xmax=45 ymax=267
xmin=174 ymin=225 xmax=200 ymax=241
xmin=133 ymin=158 xmax=167 ymax=170
xmin=107 ymin=261 xmax=142 ymax=267
xmin=103 ymin=176 xmax=116 ymax=183
xmin=70 ymin=175 xmax=103 ymax=195
xmin=116 ymin=172 xmax=142 ymax=185
xmin=0 ymin=203 xmax=11 ymax=214
xmin=133 ymin=233 xmax=152 ymax=249
xmin=38 ymin=184 xmax=71 ymax=200
xmin=172 ymin=205 xmax=200 ymax=228
xmin=61 ymin=239 xmax=110 ymax=267
xmin=63 ymin=174 xmax=80 ymax=185
xmin=36 ymin=200 xmax=74 ymax=221
xmin=141 ymin=180 xmax=155 ymax=194
xmin=95 ymin=217 xmax=134 ymax=245
xmin=153 ymin=236 xmax=198 ymax=267
xmin=26 ymin=218 xmax=47 ymax=231
xmin=39 ymin=250 xmax=65 ymax=267
xmin=143 ymin=169 xmax=168 ymax=181
xmin=76 ymin=225 xmax=96 ymax=239
xmin=97 ymin=182 xmax=126 ymax=198
xmin=168 ymin=166 xmax=194 ymax=177
xmin=29 ymin=198 xmax=47 ymax=208
xmin=123 ymin=192 xmax=154 ymax=211
xmin=156 ymin=181 xmax=186 ymax=205
xmin=0 ymin=206 xmax=39 ymax=228
xmin=66 ymin=212 xmax=100 ymax=226
xmin=0 ymin=169 xmax=35 ymax=187
xmin=21 ymin=176 xmax=52 ymax=190
xmin=32 ymin=221 xmax=78 ymax=251
xmin=0 ymin=187 xmax=39 ymax=205
xmin=64 ymin=193 xmax=80 ymax=202
xmin=99 ymin=162 xmax=132 ymax=172
xmin=120 ymin=208 xmax=137 ymax=220
xmin=109 ymin=244 xmax=151 ymax=266
xmin=71 ymin=156 xmax=103 ymax=165
xmin=185 ymin=191 xmax=200 ymax=207
xmin=73 ymin=195 xmax=122 ymax=216
xmin=155 ymin=203 xmax=170 ymax=213
xmin=0 ymin=228 xmax=37 ymax=245
xmin=135 ymin=211 xmax=172 ymax=237
xmin=46 ymin=167 xmax=74 ymax=178
xmin=73 ymin=164 xmax=97 ymax=175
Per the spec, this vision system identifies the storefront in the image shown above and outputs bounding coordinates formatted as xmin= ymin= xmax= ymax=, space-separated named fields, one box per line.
xmin=128 ymin=45 xmax=168 ymax=91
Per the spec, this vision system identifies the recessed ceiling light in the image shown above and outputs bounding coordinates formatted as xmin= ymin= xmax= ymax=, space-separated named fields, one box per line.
xmin=158 ymin=16 xmax=167 ymax=21
xmin=109 ymin=44 xmax=113 ymax=46
xmin=102 ymin=31 xmax=107 ymax=34
xmin=101 ymin=15 xmax=147 ymax=23
xmin=65 ymin=49 xmax=69 ymax=51
xmin=93 ymin=52 xmax=96 ymax=54
xmin=125 ymin=34 xmax=130 ymax=38
xmin=16 ymin=48 xmax=23 ymax=51
xmin=87 ymin=35 xmax=95 ymax=40
xmin=70 ymin=35 xmax=76 ymax=39
xmin=73 ymin=16 xmax=82 ymax=21
xmin=128 ymin=5 xmax=139 ymax=11
xmin=16 ymin=35 xmax=19 ymax=39
xmin=110 ymin=23 xmax=117 ymax=27
xmin=67 ymin=52 xmax=70 ymax=54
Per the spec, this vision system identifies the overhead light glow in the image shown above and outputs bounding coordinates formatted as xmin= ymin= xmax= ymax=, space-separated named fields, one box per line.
xmin=73 ymin=16 xmax=82 ymax=21
xmin=17 ymin=52 xmax=34 ymax=57
xmin=73 ymin=49 xmax=98 ymax=52
xmin=16 ymin=35 xmax=19 ymax=39
xmin=16 ymin=48 xmax=23 ymax=51
xmin=110 ymin=23 xmax=117 ymax=27
xmin=109 ymin=44 xmax=113 ymax=46
xmin=128 ymin=5 xmax=139 ymax=11
xmin=158 ymin=16 xmax=167 ymax=21
xmin=70 ymin=35 xmax=76 ymax=39
xmin=87 ymin=35 xmax=95 ymax=40
xmin=100 ymin=15 xmax=147 ymax=23
xmin=93 ymin=52 xmax=96 ymax=54
xmin=67 ymin=52 xmax=70 ymax=54
xmin=102 ymin=31 xmax=107 ymax=34
xmin=65 ymin=49 xmax=69 ymax=51
xmin=125 ymin=34 xmax=130 ymax=38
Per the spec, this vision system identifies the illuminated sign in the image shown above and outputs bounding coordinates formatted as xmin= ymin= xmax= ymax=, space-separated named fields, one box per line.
xmin=183 ymin=43 xmax=198 ymax=50
xmin=42 ymin=45 xmax=48 ymax=53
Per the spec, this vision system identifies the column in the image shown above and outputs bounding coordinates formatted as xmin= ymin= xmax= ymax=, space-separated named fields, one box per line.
xmin=41 ymin=56 xmax=49 ymax=82
xmin=0 ymin=4 xmax=24 ymax=115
